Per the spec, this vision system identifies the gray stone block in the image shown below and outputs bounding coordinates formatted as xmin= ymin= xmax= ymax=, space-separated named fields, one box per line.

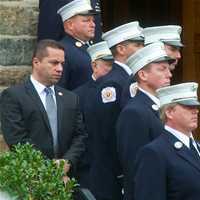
xmin=0 ymin=4 xmax=38 ymax=35
xmin=0 ymin=37 xmax=37 ymax=65
xmin=0 ymin=65 xmax=31 ymax=86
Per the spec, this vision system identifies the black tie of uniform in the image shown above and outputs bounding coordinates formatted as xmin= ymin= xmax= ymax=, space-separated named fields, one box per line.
xmin=44 ymin=87 xmax=58 ymax=156
xmin=189 ymin=137 xmax=199 ymax=159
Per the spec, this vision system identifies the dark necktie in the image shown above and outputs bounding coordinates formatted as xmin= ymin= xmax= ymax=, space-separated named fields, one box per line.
xmin=44 ymin=87 xmax=58 ymax=156
xmin=189 ymin=137 xmax=199 ymax=159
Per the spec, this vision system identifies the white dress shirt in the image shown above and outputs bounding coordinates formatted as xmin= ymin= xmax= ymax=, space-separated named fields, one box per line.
xmin=114 ymin=60 xmax=132 ymax=76
xmin=30 ymin=75 xmax=56 ymax=110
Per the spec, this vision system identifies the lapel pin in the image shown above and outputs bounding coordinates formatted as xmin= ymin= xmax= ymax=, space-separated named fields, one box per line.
xmin=58 ymin=92 xmax=63 ymax=96
xmin=152 ymin=104 xmax=159 ymax=111
xmin=75 ymin=41 xmax=82 ymax=48
xmin=174 ymin=141 xmax=183 ymax=149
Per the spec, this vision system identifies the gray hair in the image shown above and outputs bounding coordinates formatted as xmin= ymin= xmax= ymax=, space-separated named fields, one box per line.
xmin=159 ymin=103 xmax=178 ymax=123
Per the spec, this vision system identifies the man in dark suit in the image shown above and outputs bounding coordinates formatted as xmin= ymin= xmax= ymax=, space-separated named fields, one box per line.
xmin=37 ymin=0 xmax=102 ymax=42
xmin=134 ymin=82 xmax=200 ymax=200
xmin=0 ymin=40 xmax=87 ymax=179
xmin=116 ymin=42 xmax=174 ymax=200
xmin=121 ymin=25 xmax=183 ymax=108
xmin=56 ymin=0 xmax=100 ymax=90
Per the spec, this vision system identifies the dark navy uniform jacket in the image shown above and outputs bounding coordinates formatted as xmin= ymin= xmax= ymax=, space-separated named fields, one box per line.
xmin=37 ymin=0 xmax=65 ymax=41
xmin=134 ymin=130 xmax=200 ymax=200
xmin=120 ymin=76 xmax=136 ymax=108
xmin=116 ymin=90 xmax=164 ymax=200
xmin=73 ymin=78 xmax=100 ymax=188
xmin=90 ymin=0 xmax=102 ymax=43
xmin=58 ymin=34 xmax=92 ymax=90
xmin=37 ymin=0 xmax=102 ymax=42
xmin=74 ymin=70 xmax=124 ymax=200
xmin=82 ymin=62 xmax=130 ymax=200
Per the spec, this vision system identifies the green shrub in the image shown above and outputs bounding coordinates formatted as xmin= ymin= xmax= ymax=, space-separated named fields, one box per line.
xmin=0 ymin=143 xmax=78 ymax=200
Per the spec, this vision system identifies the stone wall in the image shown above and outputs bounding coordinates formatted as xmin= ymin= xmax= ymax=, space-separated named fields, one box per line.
xmin=0 ymin=0 xmax=39 ymax=149
xmin=0 ymin=0 xmax=39 ymax=87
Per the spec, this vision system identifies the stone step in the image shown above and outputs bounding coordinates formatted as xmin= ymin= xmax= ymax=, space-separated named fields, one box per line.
xmin=0 ymin=35 xmax=36 ymax=66
xmin=0 ymin=65 xmax=31 ymax=86
xmin=0 ymin=1 xmax=38 ymax=36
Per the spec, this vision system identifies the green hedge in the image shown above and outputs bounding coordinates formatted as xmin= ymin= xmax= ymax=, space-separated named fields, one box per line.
xmin=0 ymin=143 xmax=77 ymax=200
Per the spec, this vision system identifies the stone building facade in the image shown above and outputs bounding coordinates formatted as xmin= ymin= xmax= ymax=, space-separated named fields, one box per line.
xmin=0 ymin=0 xmax=39 ymax=150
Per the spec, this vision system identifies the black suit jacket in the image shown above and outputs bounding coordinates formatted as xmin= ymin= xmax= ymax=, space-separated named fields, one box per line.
xmin=0 ymin=79 xmax=87 ymax=170
xmin=134 ymin=130 xmax=200 ymax=200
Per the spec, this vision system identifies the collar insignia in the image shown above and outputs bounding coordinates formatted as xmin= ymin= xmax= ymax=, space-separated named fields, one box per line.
xmin=152 ymin=104 xmax=159 ymax=111
xmin=75 ymin=41 xmax=82 ymax=47
xmin=174 ymin=141 xmax=183 ymax=149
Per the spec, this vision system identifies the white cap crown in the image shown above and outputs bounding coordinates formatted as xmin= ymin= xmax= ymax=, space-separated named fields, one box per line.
xmin=57 ymin=0 xmax=93 ymax=22
xmin=143 ymin=25 xmax=183 ymax=47
xmin=87 ymin=41 xmax=113 ymax=62
xmin=102 ymin=21 xmax=144 ymax=48
xmin=126 ymin=42 xmax=171 ymax=76
xmin=156 ymin=82 xmax=200 ymax=107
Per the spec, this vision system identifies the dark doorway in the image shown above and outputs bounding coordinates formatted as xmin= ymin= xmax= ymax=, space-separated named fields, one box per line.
xmin=101 ymin=0 xmax=183 ymax=84
xmin=101 ymin=0 xmax=182 ymax=29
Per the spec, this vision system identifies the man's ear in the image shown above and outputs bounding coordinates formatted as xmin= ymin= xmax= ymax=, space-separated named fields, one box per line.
xmin=165 ymin=107 xmax=174 ymax=120
xmin=63 ymin=19 xmax=73 ymax=32
xmin=137 ymin=69 xmax=148 ymax=82
xmin=32 ymin=57 xmax=40 ymax=67
xmin=91 ymin=61 xmax=97 ymax=71
xmin=116 ymin=44 xmax=126 ymax=55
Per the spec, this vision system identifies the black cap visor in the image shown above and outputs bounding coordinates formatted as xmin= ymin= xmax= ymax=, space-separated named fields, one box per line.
xmin=163 ymin=40 xmax=184 ymax=47
xmin=178 ymin=99 xmax=200 ymax=107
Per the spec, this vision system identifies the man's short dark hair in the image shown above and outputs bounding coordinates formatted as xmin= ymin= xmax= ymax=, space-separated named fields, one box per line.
xmin=32 ymin=39 xmax=65 ymax=61
xmin=110 ymin=40 xmax=144 ymax=57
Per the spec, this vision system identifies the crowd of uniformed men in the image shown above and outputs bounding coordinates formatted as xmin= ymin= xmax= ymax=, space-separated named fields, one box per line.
xmin=1 ymin=0 xmax=200 ymax=200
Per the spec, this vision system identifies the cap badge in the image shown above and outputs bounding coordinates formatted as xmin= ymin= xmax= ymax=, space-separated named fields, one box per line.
xmin=161 ymin=45 xmax=165 ymax=50
xmin=101 ymin=87 xmax=116 ymax=103
xmin=58 ymin=92 xmax=63 ymax=96
xmin=152 ymin=104 xmax=159 ymax=111
xmin=174 ymin=141 xmax=183 ymax=149
xmin=192 ymin=85 xmax=197 ymax=91
xmin=75 ymin=41 xmax=82 ymax=48
xmin=129 ymin=82 xmax=138 ymax=98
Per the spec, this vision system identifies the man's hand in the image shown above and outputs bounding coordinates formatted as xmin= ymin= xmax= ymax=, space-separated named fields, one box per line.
xmin=63 ymin=175 xmax=70 ymax=185
xmin=54 ymin=159 xmax=71 ymax=174
xmin=54 ymin=159 xmax=71 ymax=184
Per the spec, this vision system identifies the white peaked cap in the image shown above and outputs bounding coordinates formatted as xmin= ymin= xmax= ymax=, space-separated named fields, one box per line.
xmin=126 ymin=42 xmax=174 ymax=76
xmin=102 ymin=21 xmax=144 ymax=48
xmin=87 ymin=41 xmax=113 ymax=62
xmin=57 ymin=0 xmax=95 ymax=22
xmin=156 ymin=82 xmax=200 ymax=107
xmin=143 ymin=25 xmax=183 ymax=47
